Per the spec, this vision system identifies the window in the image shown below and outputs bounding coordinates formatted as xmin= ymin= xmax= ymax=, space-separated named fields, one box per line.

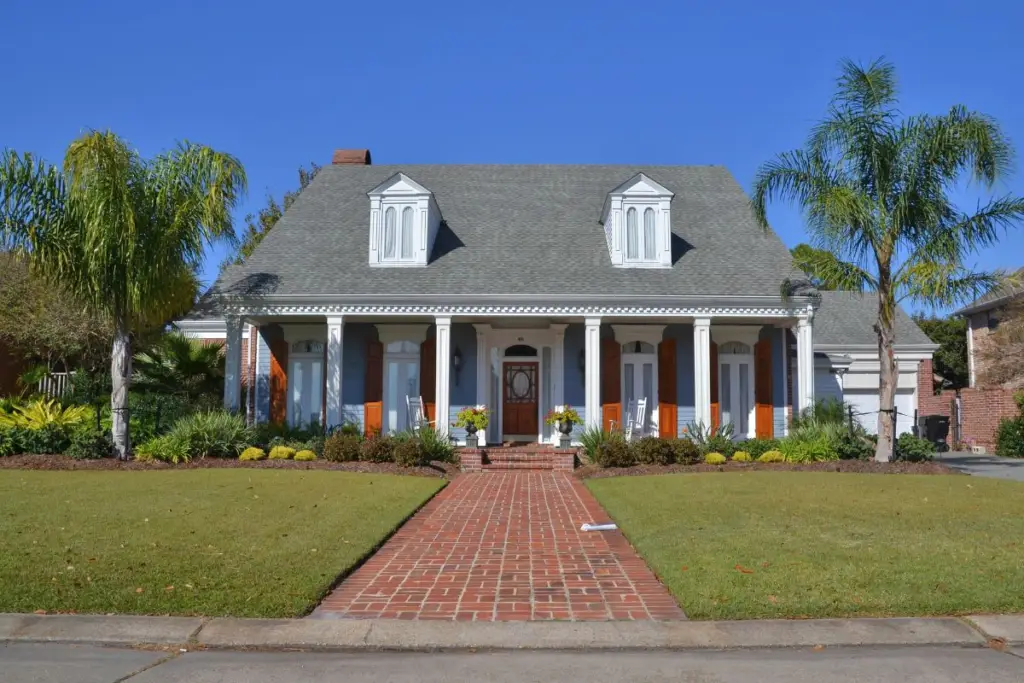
xmin=401 ymin=207 xmax=414 ymax=259
xmin=383 ymin=207 xmax=397 ymax=259
xmin=624 ymin=205 xmax=658 ymax=262
xmin=368 ymin=173 xmax=438 ymax=267
xmin=622 ymin=341 xmax=655 ymax=353
xmin=381 ymin=205 xmax=416 ymax=262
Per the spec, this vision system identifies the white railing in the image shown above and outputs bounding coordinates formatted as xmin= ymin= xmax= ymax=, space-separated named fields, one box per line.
xmin=37 ymin=372 xmax=72 ymax=398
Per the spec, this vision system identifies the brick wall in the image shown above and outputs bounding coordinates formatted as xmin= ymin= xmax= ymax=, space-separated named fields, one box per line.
xmin=918 ymin=359 xmax=1019 ymax=451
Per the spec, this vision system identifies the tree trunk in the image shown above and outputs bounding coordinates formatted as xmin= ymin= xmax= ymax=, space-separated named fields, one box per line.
xmin=875 ymin=289 xmax=898 ymax=462
xmin=111 ymin=319 xmax=132 ymax=460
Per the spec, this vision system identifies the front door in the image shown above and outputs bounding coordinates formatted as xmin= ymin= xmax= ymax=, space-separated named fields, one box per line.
xmin=502 ymin=362 xmax=539 ymax=438
xmin=719 ymin=346 xmax=755 ymax=439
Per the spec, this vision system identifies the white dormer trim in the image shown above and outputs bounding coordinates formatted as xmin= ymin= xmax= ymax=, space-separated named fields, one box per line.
xmin=601 ymin=173 xmax=674 ymax=269
xmin=367 ymin=173 xmax=442 ymax=267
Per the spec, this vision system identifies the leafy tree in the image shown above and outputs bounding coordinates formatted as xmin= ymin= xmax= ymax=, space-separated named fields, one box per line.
xmin=791 ymin=243 xmax=842 ymax=290
xmin=0 ymin=252 xmax=112 ymax=372
xmin=912 ymin=314 xmax=968 ymax=389
xmin=220 ymin=163 xmax=319 ymax=272
xmin=752 ymin=59 xmax=1024 ymax=461
xmin=0 ymin=131 xmax=245 ymax=458
xmin=133 ymin=332 xmax=225 ymax=402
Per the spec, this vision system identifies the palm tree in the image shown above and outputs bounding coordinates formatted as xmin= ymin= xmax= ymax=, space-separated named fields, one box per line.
xmin=0 ymin=131 xmax=245 ymax=458
xmin=133 ymin=332 xmax=225 ymax=403
xmin=753 ymin=59 xmax=1024 ymax=461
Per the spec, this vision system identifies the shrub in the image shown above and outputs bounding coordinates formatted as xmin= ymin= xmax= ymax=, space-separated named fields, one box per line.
xmin=632 ymin=437 xmax=675 ymax=465
xmin=418 ymin=424 xmax=457 ymax=463
xmin=894 ymin=433 xmax=936 ymax=462
xmin=65 ymin=430 xmax=112 ymax=460
xmin=704 ymin=452 xmax=727 ymax=464
xmin=666 ymin=438 xmax=701 ymax=465
xmin=361 ymin=435 xmax=396 ymax=463
xmin=791 ymin=398 xmax=850 ymax=429
xmin=757 ymin=450 xmax=785 ymax=463
xmin=0 ymin=398 xmax=89 ymax=429
xmin=393 ymin=438 xmax=425 ymax=467
xmin=136 ymin=433 xmax=190 ymax=464
xmin=239 ymin=447 xmax=266 ymax=461
xmin=0 ymin=429 xmax=13 ymax=457
xmin=995 ymin=416 xmax=1024 ymax=458
xmin=780 ymin=437 xmax=836 ymax=463
xmin=731 ymin=450 xmax=752 ymax=462
xmin=323 ymin=433 xmax=362 ymax=462
xmin=579 ymin=426 xmax=615 ymax=462
xmin=684 ymin=421 xmax=734 ymax=448
xmin=834 ymin=433 xmax=874 ymax=460
xmin=592 ymin=437 xmax=635 ymax=468
xmin=268 ymin=446 xmax=296 ymax=460
xmin=8 ymin=425 xmax=72 ymax=455
xmin=335 ymin=422 xmax=363 ymax=437
xmin=252 ymin=421 xmax=324 ymax=449
xmin=738 ymin=438 xmax=780 ymax=460
xmin=166 ymin=411 xmax=253 ymax=459
xmin=703 ymin=435 xmax=735 ymax=458
xmin=294 ymin=449 xmax=317 ymax=461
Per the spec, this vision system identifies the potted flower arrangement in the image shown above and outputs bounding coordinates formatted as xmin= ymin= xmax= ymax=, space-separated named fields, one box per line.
xmin=545 ymin=406 xmax=582 ymax=436
xmin=454 ymin=405 xmax=489 ymax=445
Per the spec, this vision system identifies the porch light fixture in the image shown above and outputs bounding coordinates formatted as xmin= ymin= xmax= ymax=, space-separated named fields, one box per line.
xmin=453 ymin=346 xmax=463 ymax=385
xmin=578 ymin=349 xmax=586 ymax=376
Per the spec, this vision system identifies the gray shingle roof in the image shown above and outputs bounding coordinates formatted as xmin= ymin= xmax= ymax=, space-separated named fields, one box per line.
xmin=814 ymin=291 xmax=934 ymax=347
xmin=954 ymin=267 xmax=1024 ymax=315
xmin=208 ymin=164 xmax=808 ymax=302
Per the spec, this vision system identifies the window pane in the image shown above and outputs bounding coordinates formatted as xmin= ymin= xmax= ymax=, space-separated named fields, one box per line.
xmin=739 ymin=363 xmax=750 ymax=436
xmin=626 ymin=208 xmax=639 ymax=260
xmin=642 ymin=362 xmax=654 ymax=430
xmin=720 ymin=362 xmax=731 ymax=428
xmin=387 ymin=360 xmax=400 ymax=432
xmin=310 ymin=361 xmax=322 ymax=426
xmin=383 ymin=207 xmax=397 ymax=259
xmin=401 ymin=207 xmax=414 ymax=259
xmin=292 ymin=361 xmax=303 ymax=427
xmin=643 ymin=208 xmax=656 ymax=260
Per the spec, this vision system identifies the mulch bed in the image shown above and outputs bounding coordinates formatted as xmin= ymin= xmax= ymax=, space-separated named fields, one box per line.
xmin=576 ymin=459 xmax=961 ymax=479
xmin=0 ymin=454 xmax=457 ymax=478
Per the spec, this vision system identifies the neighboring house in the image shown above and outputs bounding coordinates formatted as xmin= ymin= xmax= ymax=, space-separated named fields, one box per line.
xmin=178 ymin=150 xmax=936 ymax=443
xmin=955 ymin=267 xmax=1024 ymax=389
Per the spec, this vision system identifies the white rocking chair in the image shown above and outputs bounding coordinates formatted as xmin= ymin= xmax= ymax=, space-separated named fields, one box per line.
xmin=624 ymin=397 xmax=647 ymax=442
xmin=406 ymin=395 xmax=429 ymax=432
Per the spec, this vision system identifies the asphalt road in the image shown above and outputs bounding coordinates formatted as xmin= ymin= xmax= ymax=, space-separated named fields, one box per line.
xmin=2 ymin=643 xmax=1022 ymax=682
xmin=936 ymin=451 xmax=1024 ymax=481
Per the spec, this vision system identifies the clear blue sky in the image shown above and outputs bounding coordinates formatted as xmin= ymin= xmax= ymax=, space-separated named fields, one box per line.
xmin=5 ymin=0 xmax=1024 ymax=310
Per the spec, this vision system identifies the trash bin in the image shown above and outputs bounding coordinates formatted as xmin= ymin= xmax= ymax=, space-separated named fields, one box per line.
xmin=922 ymin=415 xmax=950 ymax=446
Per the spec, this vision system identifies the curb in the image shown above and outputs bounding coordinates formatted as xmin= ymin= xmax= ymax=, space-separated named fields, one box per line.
xmin=1 ymin=613 xmax=1010 ymax=651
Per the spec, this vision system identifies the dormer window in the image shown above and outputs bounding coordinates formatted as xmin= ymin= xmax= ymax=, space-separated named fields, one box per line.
xmin=368 ymin=173 xmax=442 ymax=267
xmin=601 ymin=173 xmax=673 ymax=268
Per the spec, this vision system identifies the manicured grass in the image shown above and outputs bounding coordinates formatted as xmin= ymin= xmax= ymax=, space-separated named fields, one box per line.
xmin=587 ymin=472 xmax=1024 ymax=620
xmin=0 ymin=470 xmax=444 ymax=617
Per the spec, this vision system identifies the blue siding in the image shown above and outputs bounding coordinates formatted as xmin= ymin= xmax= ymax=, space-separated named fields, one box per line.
xmin=254 ymin=326 xmax=273 ymax=423
xmin=339 ymin=323 xmax=376 ymax=431
xmin=447 ymin=323 xmax=478 ymax=443
xmin=666 ymin=323 xmax=694 ymax=437
xmin=563 ymin=324 xmax=587 ymax=439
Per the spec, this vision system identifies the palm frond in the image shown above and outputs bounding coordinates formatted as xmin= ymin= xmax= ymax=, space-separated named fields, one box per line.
xmin=897 ymin=263 xmax=1000 ymax=308
xmin=791 ymin=243 xmax=877 ymax=291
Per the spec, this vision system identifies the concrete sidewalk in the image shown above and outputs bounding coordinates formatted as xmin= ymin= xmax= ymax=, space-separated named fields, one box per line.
xmin=1 ymin=612 xmax=1022 ymax=651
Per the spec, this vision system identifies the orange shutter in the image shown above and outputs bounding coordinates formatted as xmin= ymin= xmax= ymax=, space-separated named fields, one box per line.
xmin=364 ymin=338 xmax=383 ymax=436
xmin=755 ymin=338 xmax=774 ymax=438
xmin=658 ymin=339 xmax=677 ymax=438
xmin=269 ymin=337 xmax=288 ymax=425
xmin=420 ymin=337 xmax=436 ymax=424
xmin=709 ymin=341 xmax=720 ymax=432
xmin=601 ymin=338 xmax=621 ymax=431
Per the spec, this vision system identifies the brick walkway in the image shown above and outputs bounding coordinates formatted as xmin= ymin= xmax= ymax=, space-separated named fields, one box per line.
xmin=313 ymin=472 xmax=684 ymax=621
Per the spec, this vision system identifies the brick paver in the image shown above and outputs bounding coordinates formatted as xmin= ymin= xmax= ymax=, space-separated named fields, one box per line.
xmin=313 ymin=472 xmax=684 ymax=621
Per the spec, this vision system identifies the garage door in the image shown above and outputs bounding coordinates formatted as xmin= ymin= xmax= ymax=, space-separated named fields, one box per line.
xmin=843 ymin=390 xmax=915 ymax=436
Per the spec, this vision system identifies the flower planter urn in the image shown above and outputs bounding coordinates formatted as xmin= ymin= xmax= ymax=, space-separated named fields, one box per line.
xmin=465 ymin=423 xmax=478 ymax=436
xmin=558 ymin=419 xmax=574 ymax=436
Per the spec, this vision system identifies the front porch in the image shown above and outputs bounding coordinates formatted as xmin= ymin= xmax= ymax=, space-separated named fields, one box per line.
xmin=221 ymin=311 xmax=817 ymax=444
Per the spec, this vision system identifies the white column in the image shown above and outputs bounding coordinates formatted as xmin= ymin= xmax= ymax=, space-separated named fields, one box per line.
xmin=797 ymin=315 xmax=815 ymax=413
xmin=223 ymin=316 xmax=243 ymax=413
xmin=584 ymin=317 xmax=602 ymax=428
xmin=775 ymin=323 xmax=789 ymax=436
xmin=325 ymin=315 xmax=344 ymax=428
xmin=693 ymin=317 xmax=711 ymax=428
xmin=474 ymin=324 xmax=488 ymax=446
xmin=435 ymin=316 xmax=452 ymax=437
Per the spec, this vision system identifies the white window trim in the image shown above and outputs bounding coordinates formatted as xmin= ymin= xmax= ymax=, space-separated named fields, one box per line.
xmin=602 ymin=173 xmax=673 ymax=269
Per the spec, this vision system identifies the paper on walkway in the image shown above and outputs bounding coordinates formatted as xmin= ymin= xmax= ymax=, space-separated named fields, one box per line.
xmin=580 ymin=523 xmax=618 ymax=532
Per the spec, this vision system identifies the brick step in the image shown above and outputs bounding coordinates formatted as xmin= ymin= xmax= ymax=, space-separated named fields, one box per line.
xmin=460 ymin=448 xmax=575 ymax=473
xmin=482 ymin=461 xmax=556 ymax=471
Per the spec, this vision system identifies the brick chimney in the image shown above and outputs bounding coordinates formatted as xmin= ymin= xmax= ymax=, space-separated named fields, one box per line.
xmin=332 ymin=149 xmax=372 ymax=165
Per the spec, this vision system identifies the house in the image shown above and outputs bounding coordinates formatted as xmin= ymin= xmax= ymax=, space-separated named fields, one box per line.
xmin=956 ymin=267 xmax=1024 ymax=389
xmin=178 ymin=150 xmax=936 ymax=443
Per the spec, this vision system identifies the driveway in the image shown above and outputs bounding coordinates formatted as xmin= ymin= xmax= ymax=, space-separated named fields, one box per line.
xmin=313 ymin=472 xmax=683 ymax=621
xmin=936 ymin=451 xmax=1024 ymax=481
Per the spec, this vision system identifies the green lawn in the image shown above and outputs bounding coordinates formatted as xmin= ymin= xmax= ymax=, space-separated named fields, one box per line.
xmin=0 ymin=470 xmax=444 ymax=617
xmin=587 ymin=472 xmax=1024 ymax=620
